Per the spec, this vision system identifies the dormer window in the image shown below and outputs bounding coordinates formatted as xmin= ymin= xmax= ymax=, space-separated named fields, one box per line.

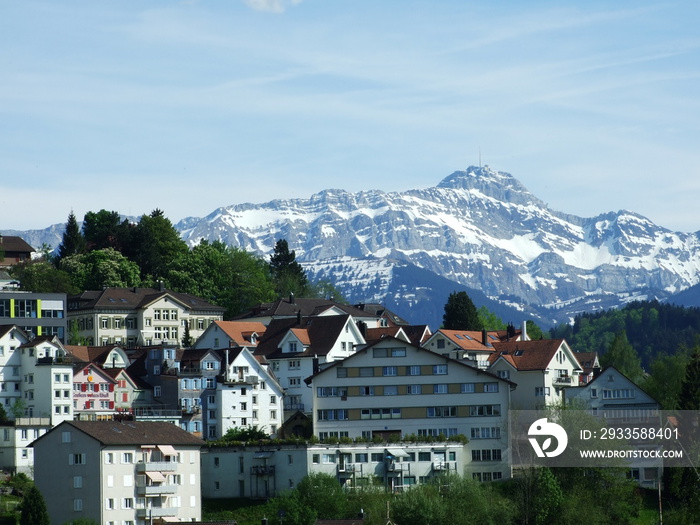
xmin=288 ymin=342 xmax=297 ymax=353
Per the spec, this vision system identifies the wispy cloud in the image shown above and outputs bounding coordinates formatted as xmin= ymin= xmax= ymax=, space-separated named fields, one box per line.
xmin=242 ymin=0 xmax=302 ymax=14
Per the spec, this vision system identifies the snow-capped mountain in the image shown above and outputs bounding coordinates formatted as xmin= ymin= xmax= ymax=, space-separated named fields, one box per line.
xmin=175 ymin=166 xmax=700 ymax=327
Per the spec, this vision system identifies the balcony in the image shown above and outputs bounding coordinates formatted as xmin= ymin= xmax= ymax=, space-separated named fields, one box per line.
xmin=136 ymin=484 xmax=177 ymax=496
xmin=250 ymin=465 xmax=275 ymax=475
xmin=284 ymin=403 xmax=305 ymax=412
xmin=136 ymin=507 xmax=177 ymax=518
xmin=338 ymin=463 xmax=356 ymax=474
xmin=136 ymin=462 xmax=178 ymax=473
xmin=553 ymin=376 xmax=573 ymax=385
xmin=432 ymin=461 xmax=453 ymax=471
xmin=386 ymin=463 xmax=409 ymax=473
xmin=35 ymin=356 xmax=73 ymax=366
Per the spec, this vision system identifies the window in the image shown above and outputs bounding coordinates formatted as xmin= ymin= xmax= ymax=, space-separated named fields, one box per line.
xmin=62 ymin=431 xmax=71 ymax=443
xmin=384 ymin=385 xmax=398 ymax=395
xmin=497 ymin=370 xmax=510 ymax=380
xmin=591 ymin=388 xmax=598 ymax=398
xmin=355 ymin=453 xmax=368 ymax=463
xmin=105 ymin=452 xmax=113 ymax=464
xmin=206 ymin=378 xmax=215 ymax=388
xmin=407 ymin=384 xmax=421 ymax=394
xmin=70 ymin=453 xmax=86 ymax=465
xmin=468 ymin=405 xmax=501 ymax=417
xmin=122 ymin=498 xmax=133 ymax=509
xmin=359 ymin=386 xmax=374 ymax=396
xmin=433 ymin=383 xmax=448 ymax=394
xmin=437 ymin=339 xmax=446 ymax=349
xmin=288 ymin=360 xmax=301 ymax=370
xmin=484 ymin=383 xmax=499 ymax=393
xmin=535 ymin=387 xmax=550 ymax=397
xmin=461 ymin=383 xmax=475 ymax=393
xmin=154 ymin=386 xmax=161 ymax=397
xmin=427 ymin=406 xmax=457 ymax=418
xmin=418 ymin=452 xmax=431 ymax=461
xmin=433 ymin=364 xmax=448 ymax=375
xmin=122 ymin=452 xmax=133 ymax=464
xmin=406 ymin=365 xmax=421 ymax=376
xmin=73 ymin=476 xmax=82 ymax=488
xmin=289 ymin=377 xmax=301 ymax=387
xmin=105 ymin=498 xmax=115 ymax=510
xmin=337 ymin=367 xmax=347 ymax=378
xmin=73 ymin=499 xmax=83 ymax=511
xmin=382 ymin=366 xmax=398 ymax=376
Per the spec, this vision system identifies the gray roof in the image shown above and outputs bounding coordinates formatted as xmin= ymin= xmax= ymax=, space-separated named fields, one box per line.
xmin=35 ymin=420 xmax=204 ymax=447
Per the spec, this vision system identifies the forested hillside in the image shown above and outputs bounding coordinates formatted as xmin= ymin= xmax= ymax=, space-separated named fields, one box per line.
xmin=551 ymin=300 xmax=700 ymax=368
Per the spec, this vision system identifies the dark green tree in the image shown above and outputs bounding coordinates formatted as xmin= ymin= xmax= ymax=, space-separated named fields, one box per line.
xmin=295 ymin=473 xmax=347 ymax=520
xmin=19 ymin=484 xmax=50 ymax=525
xmin=82 ymin=210 xmax=123 ymax=251
xmin=182 ymin=320 xmax=193 ymax=348
xmin=166 ymin=240 xmax=276 ymax=318
xmin=130 ymin=209 xmax=188 ymax=281
xmin=525 ymin=320 xmax=545 ymax=340
xmin=442 ymin=291 xmax=483 ymax=330
xmin=600 ymin=331 xmax=643 ymax=383
xmin=269 ymin=239 xmax=309 ymax=298
xmin=57 ymin=211 xmax=86 ymax=261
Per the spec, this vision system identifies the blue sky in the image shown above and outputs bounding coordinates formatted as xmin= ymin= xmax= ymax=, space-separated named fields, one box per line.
xmin=2 ymin=0 xmax=699 ymax=232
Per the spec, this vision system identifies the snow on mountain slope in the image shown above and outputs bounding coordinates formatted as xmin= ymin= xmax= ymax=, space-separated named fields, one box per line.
xmin=176 ymin=166 xmax=700 ymax=325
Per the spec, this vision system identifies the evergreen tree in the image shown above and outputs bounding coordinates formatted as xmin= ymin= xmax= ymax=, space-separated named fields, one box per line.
xmin=442 ymin=291 xmax=483 ymax=330
xmin=182 ymin=320 xmax=193 ymax=348
xmin=600 ymin=331 xmax=643 ymax=383
xmin=57 ymin=211 xmax=86 ymax=261
xmin=269 ymin=239 xmax=309 ymax=298
xmin=19 ymin=484 xmax=50 ymax=525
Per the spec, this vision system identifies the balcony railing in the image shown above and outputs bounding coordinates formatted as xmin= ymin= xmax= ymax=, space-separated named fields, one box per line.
xmin=136 ymin=484 xmax=177 ymax=496
xmin=284 ymin=403 xmax=305 ymax=411
xmin=553 ymin=376 xmax=573 ymax=385
xmin=432 ymin=461 xmax=452 ymax=471
xmin=136 ymin=507 xmax=177 ymax=518
xmin=338 ymin=463 xmax=356 ymax=473
xmin=136 ymin=462 xmax=178 ymax=472
xmin=386 ymin=463 xmax=409 ymax=473
xmin=250 ymin=465 xmax=275 ymax=475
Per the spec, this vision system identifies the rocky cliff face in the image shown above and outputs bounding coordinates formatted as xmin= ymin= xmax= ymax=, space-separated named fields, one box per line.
xmin=175 ymin=166 xmax=700 ymax=327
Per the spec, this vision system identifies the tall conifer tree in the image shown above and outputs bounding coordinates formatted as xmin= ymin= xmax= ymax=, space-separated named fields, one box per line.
xmin=57 ymin=211 xmax=86 ymax=262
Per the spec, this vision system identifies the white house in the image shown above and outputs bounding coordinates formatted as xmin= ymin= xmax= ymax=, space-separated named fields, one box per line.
xmin=488 ymin=339 xmax=582 ymax=409
xmin=32 ymin=420 xmax=205 ymax=525
xmin=215 ymin=347 xmax=285 ymax=437
xmin=254 ymin=314 xmax=366 ymax=416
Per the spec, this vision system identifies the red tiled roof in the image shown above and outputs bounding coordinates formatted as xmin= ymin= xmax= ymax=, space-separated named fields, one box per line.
xmin=489 ymin=339 xmax=568 ymax=371
xmin=211 ymin=320 xmax=267 ymax=347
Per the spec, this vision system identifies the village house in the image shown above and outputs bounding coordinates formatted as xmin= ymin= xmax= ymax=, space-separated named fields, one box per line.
xmin=32 ymin=420 xmax=204 ymax=525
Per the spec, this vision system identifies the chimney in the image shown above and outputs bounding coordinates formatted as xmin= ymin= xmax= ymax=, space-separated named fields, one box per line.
xmin=289 ymin=292 xmax=295 ymax=304
xmin=482 ymin=329 xmax=488 ymax=346
xmin=312 ymin=356 xmax=320 ymax=375
xmin=522 ymin=321 xmax=528 ymax=341
xmin=158 ymin=280 xmax=165 ymax=292
xmin=296 ymin=311 xmax=302 ymax=326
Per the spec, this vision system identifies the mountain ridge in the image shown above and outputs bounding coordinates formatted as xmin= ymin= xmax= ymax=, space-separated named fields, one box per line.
xmin=5 ymin=166 xmax=700 ymax=328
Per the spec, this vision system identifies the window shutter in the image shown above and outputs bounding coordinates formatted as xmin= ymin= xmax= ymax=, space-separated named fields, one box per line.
xmin=81 ymin=384 xmax=87 ymax=392
xmin=109 ymin=401 xmax=114 ymax=409
xmin=108 ymin=384 xmax=114 ymax=392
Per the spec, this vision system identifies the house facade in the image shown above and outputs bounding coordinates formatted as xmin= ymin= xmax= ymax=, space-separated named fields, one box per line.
xmin=488 ymin=339 xmax=582 ymax=409
xmin=32 ymin=420 xmax=204 ymax=525
xmin=254 ymin=314 xmax=365 ymax=417
xmin=308 ymin=337 xmax=514 ymax=481
xmin=0 ymin=417 xmax=51 ymax=476
xmin=67 ymin=287 xmax=224 ymax=347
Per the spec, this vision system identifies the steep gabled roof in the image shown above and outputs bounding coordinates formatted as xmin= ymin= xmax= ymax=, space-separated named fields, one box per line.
xmin=574 ymin=352 xmax=600 ymax=372
xmin=488 ymin=339 xmax=576 ymax=371
xmin=209 ymin=320 xmax=267 ymax=347
xmin=180 ymin=348 xmax=222 ymax=368
xmin=436 ymin=329 xmax=496 ymax=350
xmin=33 ymin=420 xmax=204 ymax=447
xmin=65 ymin=344 xmax=129 ymax=366
xmin=364 ymin=326 xmax=410 ymax=345
xmin=254 ymin=314 xmax=353 ymax=359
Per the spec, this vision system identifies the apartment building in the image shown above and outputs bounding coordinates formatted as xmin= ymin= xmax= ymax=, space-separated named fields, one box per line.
xmin=201 ymin=441 xmax=470 ymax=498
xmin=307 ymin=337 xmax=514 ymax=481
xmin=0 ymin=291 xmax=67 ymax=342
xmin=32 ymin=420 xmax=204 ymax=525
xmin=0 ymin=417 xmax=51 ymax=476
xmin=67 ymin=286 xmax=224 ymax=347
